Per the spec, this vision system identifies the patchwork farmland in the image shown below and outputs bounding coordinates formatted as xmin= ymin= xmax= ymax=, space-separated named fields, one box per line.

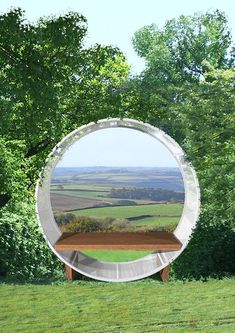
xmin=50 ymin=166 xmax=184 ymax=231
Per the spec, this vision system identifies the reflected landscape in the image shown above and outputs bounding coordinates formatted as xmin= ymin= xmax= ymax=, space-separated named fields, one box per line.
xmin=50 ymin=127 xmax=185 ymax=261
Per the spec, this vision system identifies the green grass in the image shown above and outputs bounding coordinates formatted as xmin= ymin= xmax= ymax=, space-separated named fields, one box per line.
xmin=81 ymin=250 xmax=153 ymax=262
xmin=132 ymin=216 xmax=179 ymax=227
xmin=0 ymin=279 xmax=234 ymax=332
xmin=72 ymin=203 xmax=183 ymax=219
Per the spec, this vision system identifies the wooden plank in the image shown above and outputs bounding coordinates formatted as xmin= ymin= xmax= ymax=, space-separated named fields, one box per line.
xmin=160 ymin=265 xmax=169 ymax=282
xmin=65 ymin=264 xmax=75 ymax=280
xmin=54 ymin=232 xmax=182 ymax=251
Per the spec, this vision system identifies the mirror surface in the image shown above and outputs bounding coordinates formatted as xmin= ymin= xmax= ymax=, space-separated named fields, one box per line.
xmin=50 ymin=127 xmax=185 ymax=262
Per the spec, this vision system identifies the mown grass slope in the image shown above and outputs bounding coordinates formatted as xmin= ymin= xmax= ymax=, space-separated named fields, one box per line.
xmin=0 ymin=279 xmax=234 ymax=333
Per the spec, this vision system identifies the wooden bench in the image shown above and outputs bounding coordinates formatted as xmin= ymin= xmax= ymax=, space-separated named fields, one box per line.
xmin=54 ymin=231 xmax=182 ymax=282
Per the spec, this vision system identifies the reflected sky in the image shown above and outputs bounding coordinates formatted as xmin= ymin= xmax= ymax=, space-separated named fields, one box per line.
xmin=57 ymin=128 xmax=178 ymax=167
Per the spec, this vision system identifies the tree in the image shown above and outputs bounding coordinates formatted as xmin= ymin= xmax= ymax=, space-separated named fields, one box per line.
xmin=0 ymin=8 xmax=129 ymax=209
xmin=130 ymin=10 xmax=235 ymax=278
xmin=173 ymin=69 xmax=235 ymax=278
xmin=0 ymin=8 xmax=129 ymax=278
xmin=133 ymin=10 xmax=232 ymax=84
xmin=130 ymin=10 xmax=234 ymax=139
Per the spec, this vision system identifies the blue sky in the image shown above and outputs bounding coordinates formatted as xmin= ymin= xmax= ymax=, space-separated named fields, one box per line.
xmin=57 ymin=128 xmax=178 ymax=167
xmin=1 ymin=0 xmax=235 ymax=73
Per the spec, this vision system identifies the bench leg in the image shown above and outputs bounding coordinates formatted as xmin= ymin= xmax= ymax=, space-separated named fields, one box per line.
xmin=160 ymin=265 xmax=169 ymax=282
xmin=65 ymin=264 xmax=75 ymax=281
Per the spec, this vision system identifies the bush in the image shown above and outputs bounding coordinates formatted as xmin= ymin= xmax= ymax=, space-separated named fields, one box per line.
xmin=0 ymin=200 xmax=63 ymax=279
xmin=172 ymin=213 xmax=235 ymax=280
xmin=117 ymin=200 xmax=137 ymax=206
xmin=109 ymin=219 xmax=133 ymax=231
xmin=53 ymin=211 xmax=76 ymax=225
xmin=60 ymin=216 xmax=135 ymax=232
xmin=60 ymin=216 xmax=114 ymax=232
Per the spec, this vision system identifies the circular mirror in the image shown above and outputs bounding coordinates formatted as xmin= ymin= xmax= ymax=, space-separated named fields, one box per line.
xmin=36 ymin=118 xmax=200 ymax=282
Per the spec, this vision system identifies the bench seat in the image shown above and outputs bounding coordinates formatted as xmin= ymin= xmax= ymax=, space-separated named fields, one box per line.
xmin=54 ymin=231 xmax=182 ymax=251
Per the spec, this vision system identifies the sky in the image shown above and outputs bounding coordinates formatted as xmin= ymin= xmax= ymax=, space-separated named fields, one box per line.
xmin=1 ymin=0 xmax=235 ymax=73
xmin=57 ymin=128 xmax=178 ymax=167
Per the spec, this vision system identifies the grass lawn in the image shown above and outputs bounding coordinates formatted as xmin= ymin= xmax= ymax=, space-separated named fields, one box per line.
xmin=81 ymin=249 xmax=153 ymax=262
xmin=0 ymin=279 xmax=234 ymax=332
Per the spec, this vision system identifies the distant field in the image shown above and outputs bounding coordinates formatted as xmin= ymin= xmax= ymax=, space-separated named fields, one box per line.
xmin=51 ymin=166 xmax=185 ymax=191
xmin=133 ymin=216 xmax=180 ymax=228
xmin=72 ymin=203 xmax=182 ymax=219
xmin=51 ymin=189 xmax=108 ymax=199
xmin=51 ymin=183 xmax=109 ymax=191
xmin=50 ymin=168 xmax=184 ymax=236
xmin=51 ymin=184 xmax=111 ymax=191
xmin=50 ymin=193 xmax=104 ymax=211
xmin=51 ymin=187 xmax=156 ymax=205
xmin=72 ymin=203 xmax=183 ymax=235
xmin=52 ymin=171 xmax=148 ymax=180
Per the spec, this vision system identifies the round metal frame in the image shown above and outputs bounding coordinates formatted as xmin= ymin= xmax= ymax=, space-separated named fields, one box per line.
xmin=36 ymin=118 xmax=200 ymax=282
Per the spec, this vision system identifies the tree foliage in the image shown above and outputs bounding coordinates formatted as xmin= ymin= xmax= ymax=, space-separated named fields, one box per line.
xmin=133 ymin=10 xmax=233 ymax=84
xmin=173 ymin=69 xmax=235 ymax=279
xmin=0 ymin=8 xmax=129 ymax=278
xmin=109 ymin=187 xmax=184 ymax=202
xmin=0 ymin=8 xmax=129 ymax=209
xmin=130 ymin=10 xmax=234 ymax=139
xmin=0 ymin=200 xmax=63 ymax=278
xmin=131 ymin=10 xmax=235 ymax=279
